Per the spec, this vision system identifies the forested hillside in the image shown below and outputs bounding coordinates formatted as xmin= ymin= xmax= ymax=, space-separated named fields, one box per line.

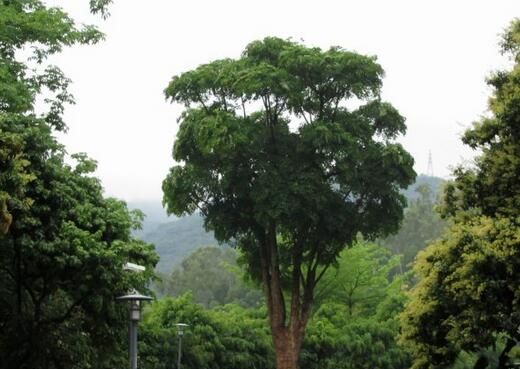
xmin=402 ymin=175 xmax=445 ymax=200
xmin=128 ymin=200 xmax=170 ymax=238
xmin=140 ymin=214 xmax=216 ymax=272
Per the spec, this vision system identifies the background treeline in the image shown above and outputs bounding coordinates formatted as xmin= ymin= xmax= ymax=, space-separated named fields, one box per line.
xmin=139 ymin=242 xmax=412 ymax=369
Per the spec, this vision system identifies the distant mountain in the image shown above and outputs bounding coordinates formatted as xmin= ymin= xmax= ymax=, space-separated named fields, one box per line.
xmin=140 ymin=214 xmax=218 ymax=273
xmin=136 ymin=174 xmax=446 ymax=273
xmin=127 ymin=200 xmax=217 ymax=273
xmin=402 ymin=174 xmax=445 ymax=201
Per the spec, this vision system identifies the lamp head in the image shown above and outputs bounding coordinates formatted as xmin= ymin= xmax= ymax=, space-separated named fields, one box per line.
xmin=176 ymin=323 xmax=189 ymax=336
xmin=123 ymin=262 xmax=146 ymax=273
xmin=116 ymin=291 xmax=153 ymax=321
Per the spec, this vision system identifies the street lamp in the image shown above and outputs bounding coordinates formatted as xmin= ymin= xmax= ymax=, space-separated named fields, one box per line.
xmin=176 ymin=323 xmax=189 ymax=369
xmin=117 ymin=291 xmax=153 ymax=369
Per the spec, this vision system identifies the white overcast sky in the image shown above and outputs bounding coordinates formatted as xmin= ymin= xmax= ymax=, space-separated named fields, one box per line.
xmin=47 ymin=0 xmax=518 ymax=202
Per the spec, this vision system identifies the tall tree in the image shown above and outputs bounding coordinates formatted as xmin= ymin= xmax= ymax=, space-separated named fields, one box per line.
xmin=163 ymin=37 xmax=415 ymax=369
xmin=0 ymin=1 xmax=158 ymax=368
xmin=0 ymin=151 xmax=158 ymax=368
xmin=400 ymin=19 xmax=520 ymax=369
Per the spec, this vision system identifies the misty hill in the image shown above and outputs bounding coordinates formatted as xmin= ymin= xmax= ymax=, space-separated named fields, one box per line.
xmin=402 ymin=174 xmax=445 ymax=200
xmin=128 ymin=200 xmax=171 ymax=238
xmin=140 ymin=214 xmax=218 ymax=273
xmin=134 ymin=174 xmax=446 ymax=273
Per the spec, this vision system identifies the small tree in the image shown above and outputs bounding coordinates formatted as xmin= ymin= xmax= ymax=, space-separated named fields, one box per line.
xmin=163 ymin=37 xmax=415 ymax=369
xmin=315 ymin=243 xmax=401 ymax=317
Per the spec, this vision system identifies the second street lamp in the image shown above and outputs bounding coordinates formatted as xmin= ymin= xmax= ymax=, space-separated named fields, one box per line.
xmin=117 ymin=291 xmax=153 ymax=369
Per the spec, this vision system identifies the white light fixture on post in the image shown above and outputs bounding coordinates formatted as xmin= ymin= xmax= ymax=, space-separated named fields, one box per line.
xmin=176 ymin=323 xmax=189 ymax=369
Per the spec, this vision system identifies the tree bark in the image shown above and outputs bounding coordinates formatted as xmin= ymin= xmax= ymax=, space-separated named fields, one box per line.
xmin=258 ymin=223 xmax=313 ymax=369
xmin=273 ymin=326 xmax=303 ymax=369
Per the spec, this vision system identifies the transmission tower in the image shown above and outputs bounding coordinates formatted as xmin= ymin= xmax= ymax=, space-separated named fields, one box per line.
xmin=426 ymin=151 xmax=434 ymax=177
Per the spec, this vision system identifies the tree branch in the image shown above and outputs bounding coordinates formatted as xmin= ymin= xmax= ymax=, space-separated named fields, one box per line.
xmin=289 ymin=239 xmax=304 ymax=328
xmin=41 ymin=295 xmax=86 ymax=326
xmin=241 ymin=96 xmax=247 ymax=119
xmin=197 ymin=94 xmax=209 ymax=113
xmin=267 ymin=221 xmax=285 ymax=328
xmin=314 ymin=263 xmax=331 ymax=286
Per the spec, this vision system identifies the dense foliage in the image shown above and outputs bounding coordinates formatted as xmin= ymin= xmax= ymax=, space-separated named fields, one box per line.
xmin=0 ymin=0 xmax=102 ymax=234
xmin=302 ymin=306 xmax=410 ymax=369
xmin=163 ymin=37 xmax=415 ymax=369
xmin=400 ymin=19 xmax=520 ymax=369
xmin=139 ymin=294 xmax=274 ymax=369
xmin=302 ymin=242 xmax=411 ymax=369
xmin=316 ymin=243 xmax=401 ymax=315
xmin=0 ymin=1 xmax=158 ymax=368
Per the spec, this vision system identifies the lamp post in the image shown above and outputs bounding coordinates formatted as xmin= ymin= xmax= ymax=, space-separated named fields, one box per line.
xmin=117 ymin=291 xmax=153 ymax=369
xmin=176 ymin=323 xmax=189 ymax=369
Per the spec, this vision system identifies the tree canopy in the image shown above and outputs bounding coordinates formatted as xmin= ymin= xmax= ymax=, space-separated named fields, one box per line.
xmin=400 ymin=19 xmax=520 ymax=369
xmin=0 ymin=0 xmax=104 ymax=233
xmin=163 ymin=37 xmax=415 ymax=369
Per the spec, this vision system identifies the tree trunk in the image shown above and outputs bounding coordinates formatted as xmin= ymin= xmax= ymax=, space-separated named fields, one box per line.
xmin=258 ymin=224 xmax=313 ymax=369
xmin=497 ymin=338 xmax=516 ymax=369
xmin=273 ymin=327 xmax=302 ymax=369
